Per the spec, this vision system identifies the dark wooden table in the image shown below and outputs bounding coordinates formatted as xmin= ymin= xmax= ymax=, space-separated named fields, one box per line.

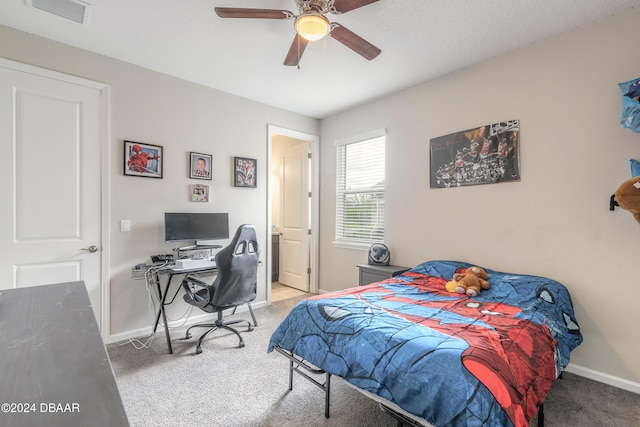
xmin=0 ymin=281 xmax=129 ymax=427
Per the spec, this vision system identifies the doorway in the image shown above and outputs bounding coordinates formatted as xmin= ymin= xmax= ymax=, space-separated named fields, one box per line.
xmin=268 ymin=125 xmax=319 ymax=302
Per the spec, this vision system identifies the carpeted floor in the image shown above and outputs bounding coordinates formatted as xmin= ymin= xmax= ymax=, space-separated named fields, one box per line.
xmin=107 ymin=294 xmax=640 ymax=427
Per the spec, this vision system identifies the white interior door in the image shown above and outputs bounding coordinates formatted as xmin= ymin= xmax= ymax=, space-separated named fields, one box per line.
xmin=0 ymin=60 xmax=103 ymax=327
xmin=278 ymin=141 xmax=310 ymax=291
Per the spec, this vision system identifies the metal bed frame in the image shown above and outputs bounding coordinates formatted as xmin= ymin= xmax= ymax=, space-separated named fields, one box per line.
xmin=274 ymin=346 xmax=547 ymax=427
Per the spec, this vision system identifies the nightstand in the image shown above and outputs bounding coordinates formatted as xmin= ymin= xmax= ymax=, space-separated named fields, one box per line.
xmin=357 ymin=264 xmax=410 ymax=286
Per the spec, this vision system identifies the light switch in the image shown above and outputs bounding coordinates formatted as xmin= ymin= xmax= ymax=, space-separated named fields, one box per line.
xmin=120 ymin=219 xmax=130 ymax=232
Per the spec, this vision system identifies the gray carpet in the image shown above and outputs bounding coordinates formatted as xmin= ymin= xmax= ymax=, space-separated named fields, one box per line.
xmin=107 ymin=294 xmax=640 ymax=427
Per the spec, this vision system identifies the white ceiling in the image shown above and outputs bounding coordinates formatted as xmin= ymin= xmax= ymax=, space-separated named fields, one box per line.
xmin=1 ymin=0 xmax=639 ymax=119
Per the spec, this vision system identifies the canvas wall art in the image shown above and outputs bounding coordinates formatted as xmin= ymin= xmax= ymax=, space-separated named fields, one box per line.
xmin=430 ymin=120 xmax=520 ymax=188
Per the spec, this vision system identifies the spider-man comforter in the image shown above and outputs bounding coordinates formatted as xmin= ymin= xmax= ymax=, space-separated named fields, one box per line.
xmin=268 ymin=260 xmax=583 ymax=427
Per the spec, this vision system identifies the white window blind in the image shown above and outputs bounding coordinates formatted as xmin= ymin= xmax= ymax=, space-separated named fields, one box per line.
xmin=335 ymin=134 xmax=385 ymax=244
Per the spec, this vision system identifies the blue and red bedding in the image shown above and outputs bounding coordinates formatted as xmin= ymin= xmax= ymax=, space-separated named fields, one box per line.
xmin=268 ymin=260 xmax=582 ymax=427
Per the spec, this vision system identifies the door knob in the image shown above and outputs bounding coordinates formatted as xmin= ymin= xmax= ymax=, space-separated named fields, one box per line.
xmin=82 ymin=245 xmax=98 ymax=253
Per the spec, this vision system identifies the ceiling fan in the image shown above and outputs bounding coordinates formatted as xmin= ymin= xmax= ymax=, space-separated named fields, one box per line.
xmin=214 ymin=0 xmax=381 ymax=66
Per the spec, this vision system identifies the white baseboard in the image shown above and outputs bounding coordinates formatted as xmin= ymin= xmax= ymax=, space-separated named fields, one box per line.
xmin=566 ymin=364 xmax=640 ymax=395
xmin=107 ymin=300 xmax=267 ymax=345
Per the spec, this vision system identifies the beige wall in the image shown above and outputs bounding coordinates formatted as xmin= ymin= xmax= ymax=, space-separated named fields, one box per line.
xmin=0 ymin=26 xmax=319 ymax=341
xmin=1 ymin=5 xmax=639 ymax=393
xmin=319 ymin=9 xmax=640 ymax=390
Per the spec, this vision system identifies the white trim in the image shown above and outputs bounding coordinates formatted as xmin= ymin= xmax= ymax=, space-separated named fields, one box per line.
xmin=332 ymin=240 xmax=371 ymax=250
xmin=0 ymin=57 xmax=111 ymax=342
xmin=108 ymin=300 xmax=268 ymax=344
xmin=266 ymin=124 xmax=320 ymax=298
xmin=565 ymin=364 xmax=640 ymax=395
xmin=334 ymin=127 xmax=386 ymax=146
xmin=100 ymin=86 xmax=111 ymax=343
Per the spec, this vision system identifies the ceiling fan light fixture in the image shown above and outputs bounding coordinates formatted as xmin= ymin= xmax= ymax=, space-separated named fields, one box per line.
xmin=295 ymin=13 xmax=330 ymax=41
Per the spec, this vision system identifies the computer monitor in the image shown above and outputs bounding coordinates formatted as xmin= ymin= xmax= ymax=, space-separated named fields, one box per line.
xmin=164 ymin=212 xmax=229 ymax=243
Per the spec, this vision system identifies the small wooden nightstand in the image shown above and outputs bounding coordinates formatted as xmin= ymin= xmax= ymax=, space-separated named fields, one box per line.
xmin=357 ymin=264 xmax=410 ymax=286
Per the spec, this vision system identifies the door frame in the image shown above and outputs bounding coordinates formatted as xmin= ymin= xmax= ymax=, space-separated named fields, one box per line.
xmin=0 ymin=58 xmax=111 ymax=340
xmin=267 ymin=124 xmax=319 ymax=302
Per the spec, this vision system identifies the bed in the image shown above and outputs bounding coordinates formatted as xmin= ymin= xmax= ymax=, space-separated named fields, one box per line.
xmin=268 ymin=260 xmax=583 ymax=427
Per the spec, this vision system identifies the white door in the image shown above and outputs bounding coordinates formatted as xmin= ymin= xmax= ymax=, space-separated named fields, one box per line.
xmin=278 ymin=142 xmax=310 ymax=291
xmin=0 ymin=60 xmax=104 ymax=327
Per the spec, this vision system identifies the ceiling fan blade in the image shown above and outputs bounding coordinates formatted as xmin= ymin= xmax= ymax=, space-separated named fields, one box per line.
xmin=332 ymin=0 xmax=379 ymax=13
xmin=214 ymin=7 xmax=292 ymax=19
xmin=330 ymin=23 xmax=381 ymax=60
xmin=284 ymin=34 xmax=309 ymax=66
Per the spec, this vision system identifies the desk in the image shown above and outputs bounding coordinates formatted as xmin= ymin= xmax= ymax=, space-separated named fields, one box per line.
xmin=153 ymin=265 xmax=217 ymax=354
xmin=0 ymin=281 xmax=129 ymax=427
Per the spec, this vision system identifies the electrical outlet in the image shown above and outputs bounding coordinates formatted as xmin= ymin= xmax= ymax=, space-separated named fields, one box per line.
xmin=120 ymin=219 xmax=130 ymax=232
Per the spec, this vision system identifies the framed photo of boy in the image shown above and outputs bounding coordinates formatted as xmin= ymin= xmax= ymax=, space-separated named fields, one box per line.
xmin=189 ymin=152 xmax=212 ymax=180
xmin=234 ymin=157 xmax=257 ymax=188
xmin=124 ymin=140 xmax=163 ymax=178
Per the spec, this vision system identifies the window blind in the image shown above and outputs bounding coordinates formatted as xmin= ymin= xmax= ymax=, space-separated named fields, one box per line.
xmin=335 ymin=135 xmax=385 ymax=244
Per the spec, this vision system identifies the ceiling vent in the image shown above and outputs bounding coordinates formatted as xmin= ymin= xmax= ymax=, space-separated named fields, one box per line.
xmin=25 ymin=0 xmax=90 ymax=24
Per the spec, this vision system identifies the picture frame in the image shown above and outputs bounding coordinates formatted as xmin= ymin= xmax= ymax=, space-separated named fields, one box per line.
xmin=189 ymin=152 xmax=213 ymax=180
xmin=124 ymin=140 xmax=163 ymax=178
xmin=234 ymin=157 xmax=257 ymax=188
xmin=190 ymin=184 xmax=209 ymax=202
xmin=429 ymin=119 xmax=520 ymax=189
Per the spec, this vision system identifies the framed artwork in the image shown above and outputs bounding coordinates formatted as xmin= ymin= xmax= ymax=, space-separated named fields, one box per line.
xmin=189 ymin=152 xmax=212 ymax=180
xmin=190 ymin=184 xmax=209 ymax=202
xmin=124 ymin=140 xmax=163 ymax=178
xmin=429 ymin=119 xmax=520 ymax=189
xmin=234 ymin=157 xmax=257 ymax=188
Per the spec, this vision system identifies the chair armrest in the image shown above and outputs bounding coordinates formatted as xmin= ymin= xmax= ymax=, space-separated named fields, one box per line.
xmin=184 ymin=275 xmax=209 ymax=287
xmin=181 ymin=276 xmax=211 ymax=304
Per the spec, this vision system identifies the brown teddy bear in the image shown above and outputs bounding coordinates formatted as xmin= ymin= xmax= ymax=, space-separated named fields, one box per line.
xmin=614 ymin=176 xmax=640 ymax=224
xmin=445 ymin=266 xmax=490 ymax=297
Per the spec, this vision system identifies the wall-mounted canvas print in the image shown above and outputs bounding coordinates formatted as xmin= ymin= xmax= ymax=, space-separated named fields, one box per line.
xmin=124 ymin=140 xmax=163 ymax=178
xmin=190 ymin=184 xmax=209 ymax=202
xmin=189 ymin=152 xmax=212 ymax=180
xmin=234 ymin=157 xmax=257 ymax=188
xmin=430 ymin=120 xmax=520 ymax=189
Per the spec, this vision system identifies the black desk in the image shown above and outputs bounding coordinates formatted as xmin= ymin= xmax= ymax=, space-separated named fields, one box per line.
xmin=153 ymin=266 xmax=217 ymax=354
xmin=0 ymin=281 xmax=129 ymax=427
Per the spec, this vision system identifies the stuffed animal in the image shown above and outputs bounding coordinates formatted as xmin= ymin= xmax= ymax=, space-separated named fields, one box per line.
xmin=445 ymin=266 xmax=490 ymax=297
xmin=614 ymin=176 xmax=640 ymax=224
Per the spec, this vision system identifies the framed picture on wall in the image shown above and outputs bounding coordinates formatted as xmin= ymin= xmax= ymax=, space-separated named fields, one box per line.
xmin=189 ymin=152 xmax=213 ymax=180
xmin=429 ymin=119 xmax=520 ymax=189
xmin=234 ymin=157 xmax=257 ymax=188
xmin=190 ymin=184 xmax=209 ymax=202
xmin=124 ymin=140 xmax=163 ymax=178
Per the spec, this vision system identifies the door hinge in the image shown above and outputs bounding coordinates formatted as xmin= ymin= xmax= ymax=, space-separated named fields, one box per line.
xmin=307 ymin=152 xmax=312 ymax=159
xmin=308 ymin=191 xmax=312 ymax=198
xmin=308 ymin=229 xmax=312 ymax=235
xmin=307 ymin=267 xmax=311 ymax=274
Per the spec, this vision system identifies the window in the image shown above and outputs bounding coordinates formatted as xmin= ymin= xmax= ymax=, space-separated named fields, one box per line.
xmin=335 ymin=130 xmax=385 ymax=246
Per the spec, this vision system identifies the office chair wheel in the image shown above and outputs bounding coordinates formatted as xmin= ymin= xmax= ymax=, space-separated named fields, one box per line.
xmin=195 ymin=346 xmax=202 ymax=355
xmin=185 ymin=332 xmax=192 ymax=339
xmin=247 ymin=325 xmax=254 ymax=332
xmin=238 ymin=341 xmax=245 ymax=348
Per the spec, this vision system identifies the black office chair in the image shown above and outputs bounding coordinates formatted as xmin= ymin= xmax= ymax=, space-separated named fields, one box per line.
xmin=181 ymin=224 xmax=259 ymax=354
